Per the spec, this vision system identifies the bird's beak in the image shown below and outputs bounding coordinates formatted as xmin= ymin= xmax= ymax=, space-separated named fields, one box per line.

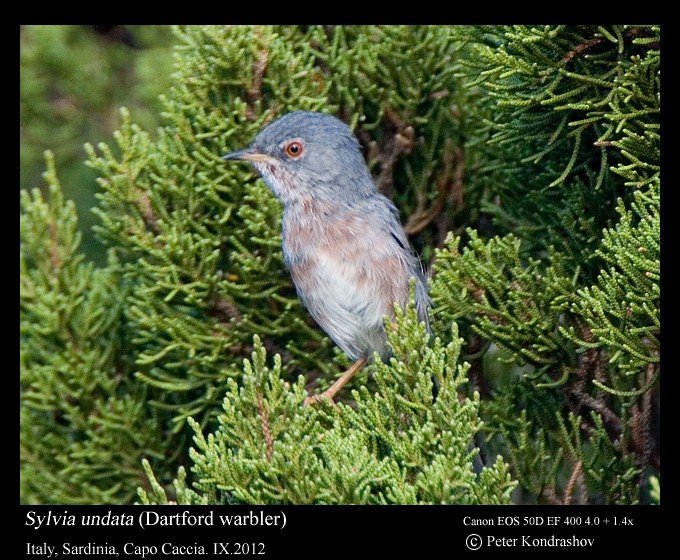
xmin=223 ymin=147 xmax=271 ymax=163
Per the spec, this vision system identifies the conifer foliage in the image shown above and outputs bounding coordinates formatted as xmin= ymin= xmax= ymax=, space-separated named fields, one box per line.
xmin=432 ymin=25 xmax=659 ymax=504
xmin=21 ymin=25 xmax=659 ymax=505
xmin=20 ymin=155 xmax=167 ymax=504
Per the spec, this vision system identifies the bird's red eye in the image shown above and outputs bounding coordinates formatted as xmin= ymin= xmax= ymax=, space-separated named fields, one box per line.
xmin=284 ymin=140 xmax=304 ymax=159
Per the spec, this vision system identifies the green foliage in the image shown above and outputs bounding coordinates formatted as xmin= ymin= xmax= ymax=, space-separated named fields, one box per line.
xmin=484 ymin=388 xmax=640 ymax=504
xmin=431 ymin=25 xmax=659 ymax=504
xmin=83 ymin=23 xmax=482 ymax=451
xmin=561 ymin=182 xmax=659 ymax=384
xmin=139 ymin=302 xmax=514 ymax=505
xmin=20 ymin=25 xmax=175 ymax=187
xmin=648 ymin=475 xmax=660 ymax=505
xmin=20 ymin=25 xmax=176 ymax=261
xmin=84 ymin=26 xmax=336 ymax=439
xmin=432 ymin=230 xmax=576 ymax=372
xmin=20 ymin=155 xmax=167 ymax=504
xmin=455 ymin=25 xmax=660 ymax=265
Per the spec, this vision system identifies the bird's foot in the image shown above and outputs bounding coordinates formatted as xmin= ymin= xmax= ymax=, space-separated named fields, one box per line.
xmin=302 ymin=357 xmax=368 ymax=411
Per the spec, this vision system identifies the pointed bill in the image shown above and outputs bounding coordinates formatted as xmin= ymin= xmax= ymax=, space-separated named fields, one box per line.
xmin=223 ymin=147 xmax=272 ymax=162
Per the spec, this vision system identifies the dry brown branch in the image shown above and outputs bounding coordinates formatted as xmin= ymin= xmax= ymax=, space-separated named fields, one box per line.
xmin=363 ymin=108 xmax=414 ymax=200
xmin=405 ymin=142 xmax=464 ymax=237
xmin=138 ymin=189 xmax=161 ymax=235
xmin=563 ymin=460 xmax=584 ymax=505
xmin=257 ymin=394 xmax=274 ymax=462
xmin=245 ymin=48 xmax=269 ymax=122
xmin=209 ymin=297 xmax=244 ymax=323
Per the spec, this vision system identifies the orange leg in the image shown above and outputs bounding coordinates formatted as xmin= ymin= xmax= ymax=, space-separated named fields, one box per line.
xmin=304 ymin=357 xmax=368 ymax=409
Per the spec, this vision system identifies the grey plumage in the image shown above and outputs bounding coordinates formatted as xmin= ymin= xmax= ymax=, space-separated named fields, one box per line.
xmin=225 ymin=111 xmax=429 ymax=401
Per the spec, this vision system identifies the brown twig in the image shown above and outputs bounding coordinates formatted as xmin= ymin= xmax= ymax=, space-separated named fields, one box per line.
xmin=137 ymin=190 xmax=161 ymax=235
xmin=541 ymin=485 xmax=563 ymax=505
xmin=404 ymin=142 xmax=464 ymax=237
xmin=364 ymin=108 xmax=414 ymax=200
xmin=565 ymin=324 xmax=622 ymax=432
xmin=564 ymin=460 xmax=584 ymax=505
xmin=208 ymin=296 xmax=244 ymax=323
xmin=566 ymin=384 xmax=622 ymax=432
xmin=562 ymin=36 xmax=606 ymax=65
xmin=245 ymin=48 xmax=269 ymax=122
xmin=48 ymin=222 xmax=61 ymax=272
xmin=630 ymin=363 xmax=657 ymax=477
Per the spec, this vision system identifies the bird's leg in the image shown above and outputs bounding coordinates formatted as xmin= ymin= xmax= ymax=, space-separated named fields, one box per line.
xmin=304 ymin=357 xmax=368 ymax=408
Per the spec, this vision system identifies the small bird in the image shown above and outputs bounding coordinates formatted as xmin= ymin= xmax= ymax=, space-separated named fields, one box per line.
xmin=224 ymin=111 xmax=429 ymax=406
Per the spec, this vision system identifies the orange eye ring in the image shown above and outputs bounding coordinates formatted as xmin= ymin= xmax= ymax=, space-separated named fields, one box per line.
xmin=284 ymin=140 xmax=304 ymax=159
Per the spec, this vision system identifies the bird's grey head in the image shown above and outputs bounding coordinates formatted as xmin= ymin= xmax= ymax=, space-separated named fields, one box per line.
xmin=224 ymin=111 xmax=376 ymax=205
